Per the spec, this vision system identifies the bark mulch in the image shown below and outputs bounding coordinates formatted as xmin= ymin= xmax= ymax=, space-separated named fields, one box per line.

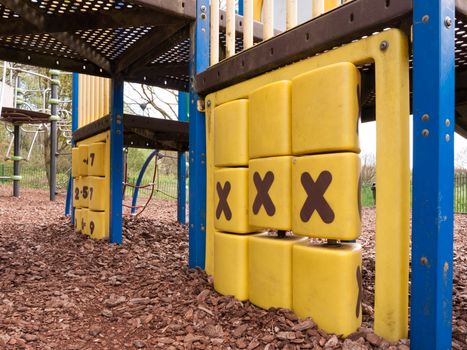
xmin=0 ymin=186 xmax=466 ymax=349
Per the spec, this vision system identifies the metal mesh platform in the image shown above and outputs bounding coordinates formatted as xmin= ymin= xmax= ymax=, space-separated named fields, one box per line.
xmin=0 ymin=107 xmax=50 ymax=124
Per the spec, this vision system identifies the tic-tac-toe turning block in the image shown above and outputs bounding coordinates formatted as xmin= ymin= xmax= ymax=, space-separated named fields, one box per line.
xmin=249 ymin=81 xmax=291 ymax=159
xmin=81 ymin=208 xmax=90 ymax=236
xmin=248 ymin=233 xmax=306 ymax=310
xmin=72 ymin=147 xmax=80 ymax=178
xmin=249 ymin=156 xmax=292 ymax=230
xmin=74 ymin=208 xmax=82 ymax=232
xmin=88 ymin=142 xmax=106 ymax=176
xmin=292 ymin=62 xmax=361 ymax=155
xmin=293 ymin=242 xmax=363 ymax=336
xmin=214 ymin=100 xmax=249 ymax=166
xmin=214 ymin=231 xmax=251 ymax=301
xmin=88 ymin=210 xmax=107 ymax=240
xmin=81 ymin=177 xmax=90 ymax=208
xmin=292 ymin=152 xmax=361 ymax=240
xmin=88 ymin=176 xmax=108 ymax=212
xmin=78 ymin=144 xmax=89 ymax=176
xmin=214 ymin=168 xmax=256 ymax=234
xmin=73 ymin=177 xmax=82 ymax=208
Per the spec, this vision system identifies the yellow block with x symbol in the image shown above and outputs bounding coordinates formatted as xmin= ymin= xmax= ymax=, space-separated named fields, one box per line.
xmin=249 ymin=156 xmax=293 ymax=230
xmin=293 ymin=241 xmax=363 ymax=336
xmin=292 ymin=152 xmax=361 ymax=240
xmin=214 ymin=168 xmax=257 ymax=234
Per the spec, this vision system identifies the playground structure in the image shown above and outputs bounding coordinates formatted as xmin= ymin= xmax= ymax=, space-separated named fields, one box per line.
xmin=0 ymin=0 xmax=463 ymax=349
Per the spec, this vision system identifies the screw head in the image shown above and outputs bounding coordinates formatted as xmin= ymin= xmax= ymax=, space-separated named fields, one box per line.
xmin=421 ymin=114 xmax=430 ymax=122
xmin=445 ymin=134 xmax=450 ymax=142
xmin=422 ymin=15 xmax=429 ymax=23
xmin=200 ymin=5 xmax=207 ymax=12
xmin=445 ymin=119 xmax=451 ymax=127
xmin=207 ymin=100 xmax=211 ymax=107
xmin=444 ymin=16 xmax=452 ymax=28
xmin=380 ymin=40 xmax=389 ymax=51
xmin=422 ymin=129 xmax=429 ymax=137
xmin=421 ymin=257 xmax=428 ymax=265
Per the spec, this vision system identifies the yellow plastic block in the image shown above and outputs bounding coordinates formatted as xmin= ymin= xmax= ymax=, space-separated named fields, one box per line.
xmin=293 ymin=242 xmax=363 ymax=336
xmin=249 ymin=81 xmax=291 ymax=158
xmin=74 ymin=208 xmax=82 ymax=232
xmin=292 ymin=152 xmax=361 ymax=240
xmin=72 ymin=147 xmax=80 ymax=178
xmin=214 ymin=231 xmax=251 ymax=300
xmin=88 ymin=142 xmax=106 ymax=176
xmin=88 ymin=210 xmax=107 ymax=240
xmin=88 ymin=176 xmax=108 ymax=211
xmin=78 ymin=144 xmax=89 ymax=176
xmin=80 ymin=176 xmax=90 ymax=208
xmin=248 ymin=233 xmax=306 ymax=310
xmin=214 ymin=168 xmax=256 ymax=234
xmin=81 ymin=208 xmax=90 ymax=236
xmin=249 ymin=156 xmax=292 ymax=230
xmin=214 ymin=99 xmax=249 ymax=166
xmin=73 ymin=177 xmax=82 ymax=208
xmin=292 ymin=62 xmax=361 ymax=155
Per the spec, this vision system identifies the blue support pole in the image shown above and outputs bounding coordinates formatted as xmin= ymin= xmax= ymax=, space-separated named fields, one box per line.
xmin=178 ymin=92 xmax=188 ymax=224
xmin=411 ymin=0 xmax=455 ymax=348
xmin=131 ymin=150 xmax=158 ymax=215
xmin=109 ymin=78 xmax=124 ymax=244
xmin=238 ymin=0 xmax=244 ymax=15
xmin=188 ymin=0 xmax=210 ymax=268
xmin=66 ymin=73 xmax=79 ymax=218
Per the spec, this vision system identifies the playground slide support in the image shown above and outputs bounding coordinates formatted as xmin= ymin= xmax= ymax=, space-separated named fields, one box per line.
xmin=177 ymin=92 xmax=188 ymax=224
xmin=411 ymin=0 xmax=455 ymax=349
xmin=49 ymin=70 xmax=59 ymax=201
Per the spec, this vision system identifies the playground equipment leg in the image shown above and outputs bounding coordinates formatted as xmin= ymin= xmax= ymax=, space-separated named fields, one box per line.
xmin=49 ymin=71 xmax=59 ymax=201
xmin=177 ymin=92 xmax=188 ymax=224
xmin=67 ymin=73 xmax=79 ymax=219
xmin=411 ymin=0 xmax=455 ymax=349
xmin=109 ymin=78 xmax=124 ymax=244
xmin=188 ymin=0 xmax=209 ymax=268
xmin=13 ymin=124 xmax=20 ymax=197
xmin=131 ymin=150 xmax=158 ymax=215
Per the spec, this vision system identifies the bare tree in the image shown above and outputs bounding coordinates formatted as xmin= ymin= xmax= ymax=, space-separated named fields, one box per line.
xmin=361 ymin=152 xmax=376 ymax=185
xmin=125 ymin=84 xmax=178 ymax=120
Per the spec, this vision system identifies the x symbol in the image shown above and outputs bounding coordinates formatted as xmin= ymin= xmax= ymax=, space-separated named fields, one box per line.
xmin=356 ymin=266 xmax=363 ymax=318
xmin=300 ymin=171 xmax=335 ymax=223
xmin=252 ymin=171 xmax=276 ymax=216
xmin=216 ymin=181 xmax=232 ymax=220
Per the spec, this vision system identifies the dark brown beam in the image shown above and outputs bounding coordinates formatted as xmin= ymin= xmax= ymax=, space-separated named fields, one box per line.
xmin=131 ymin=63 xmax=189 ymax=77
xmin=125 ymin=72 xmax=189 ymax=91
xmin=0 ymin=0 xmax=112 ymax=72
xmin=132 ymin=0 xmax=196 ymax=20
xmin=0 ymin=8 xmax=186 ymax=36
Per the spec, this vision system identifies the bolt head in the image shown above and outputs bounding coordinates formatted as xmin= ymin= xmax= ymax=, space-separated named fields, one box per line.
xmin=422 ymin=129 xmax=429 ymax=137
xmin=422 ymin=15 xmax=429 ymax=23
xmin=445 ymin=134 xmax=450 ymax=142
xmin=421 ymin=114 xmax=430 ymax=122
xmin=200 ymin=5 xmax=207 ymax=12
xmin=380 ymin=41 xmax=389 ymax=51
xmin=444 ymin=16 xmax=452 ymax=28
xmin=445 ymin=119 xmax=451 ymax=127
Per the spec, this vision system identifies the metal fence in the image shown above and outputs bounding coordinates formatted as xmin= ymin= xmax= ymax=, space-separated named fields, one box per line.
xmin=455 ymin=173 xmax=467 ymax=213
xmin=0 ymin=163 xmax=69 ymax=190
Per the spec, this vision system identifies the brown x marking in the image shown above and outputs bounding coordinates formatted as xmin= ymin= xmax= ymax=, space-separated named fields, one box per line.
xmin=216 ymin=181 xmax=232 ymax=220
xmin=300 ymin=171 xmax=335 ymax=223
xmin=356 ymin=265 xmax=363 ymax=318
xmin=252 ymin=171 xmax=276 ymax=216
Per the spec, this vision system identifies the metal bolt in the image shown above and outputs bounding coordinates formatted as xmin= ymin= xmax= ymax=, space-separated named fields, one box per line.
xmin=207 ymin=100 xmax=211 ymax=107
xmin=444 ymin=16 xmax=452 ymax=28
xmin=445 ymin=134 xmax=450 ymax=142
xmin=422 ymin=129 xmax=429 ymax=137
xmin=200 ymin=5 xmax=207 ymax=12
xmin=421 ymin=114 xmax=430 ymax=122
xmin=422 ymin=15 xmax=429 ymax=23
xmin=421 ymin=257 xmax=428 ymax=265
xmin=201 ymin=13 xmax=206 ymax=20
xmin=380 ymin=40 xmax=389 ymax=51
xmin=444 ymin=262 xmax=449 ymax=272
xmin=445 ymin=119 xmax=451 ymax=127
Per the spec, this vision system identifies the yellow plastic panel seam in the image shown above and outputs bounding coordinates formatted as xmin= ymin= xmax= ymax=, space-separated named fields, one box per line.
xmin=204 ymin=29 xmax=410 ymax=341
xmin=205 ymin=101 xmax=216 ymax=275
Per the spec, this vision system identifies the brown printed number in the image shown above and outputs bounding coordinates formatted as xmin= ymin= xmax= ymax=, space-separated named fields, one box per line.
xmin=89 ymin=153 xmax=95 ymax=167
xmin=90 ymin=221 xmax=95 ymax=235
xmin=74 ymin=187 xmax=80 ymax=200
xmin=89 ymin=187 xmax=93 ymax=200
xmin=81 ymin=218 xmax=86 ymax=231
xmin=82 ymin=186 xmax=89 ymax=199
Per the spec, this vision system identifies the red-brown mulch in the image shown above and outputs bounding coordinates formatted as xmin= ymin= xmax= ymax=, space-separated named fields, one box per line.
xmin=0 ymin=186 xmax=466 ymax=349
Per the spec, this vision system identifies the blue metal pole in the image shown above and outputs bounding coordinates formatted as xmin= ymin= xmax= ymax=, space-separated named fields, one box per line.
xmin=188 ymin=0 xmax=210 ymax=268
xmin=411 ymin=0 xmax=455 ymax=348
xmin=177 ymin=92 xmax=188 ymax=224
xmin=238 ymin=0 xmax=244 ymax=15
xmin=109 ymin=78 xmax=124 ymax=244
xmin=66 ymin=73 xmax=79 ymax=218
xmin=131 ymin=149 xmax=158 ymax=215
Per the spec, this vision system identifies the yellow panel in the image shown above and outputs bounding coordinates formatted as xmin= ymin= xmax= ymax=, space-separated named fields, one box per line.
xmin=81 ymin=208 xmax=90 ymax=236
xmin=73 ymin=177 xmax=82 ymax=208
xmin=293 ymin=242 xmax=362 ymax=336
xmin=78 ymin=144 xmax=89 ymax=176
xmin=74 ymin=208 xmax=82 ymax=232
xmin=78 ymin=75 xmax=110 ymax=128
xmin=88 ymin=210 xmax=107 ymax=240
xmin=88 ymin=176 xmax=107 ymax=211
xmin=214 ymin=168 xmax=256 ymax=234
xmin=214 ymin=100 xmax=249 ymax=166
xmin=88 ymin=142 xmax=106 ymax=176
xmin=248 ymin=156 xmax=292 ymax=230
xmin=214 ymin=231 xmax=251 ymax=300
xmin=324 ymin=0 xmax=340 ymax=11
xmin=249 ymin=81 xmax=291 ymax=158
xmin=72 ymin=147 xmax=79 ymax=178
xmin=205 ymin=30 xmax=410 ymax=341
xmin=248 ymin=233 xmax=306 ymax=309
xmin=291 ymin=62 xmax=361 ymax=155
xmin=292 ymin=152 xmax=361 ymax=240
xmin=81 ymin=176 xmax=90 ymax=208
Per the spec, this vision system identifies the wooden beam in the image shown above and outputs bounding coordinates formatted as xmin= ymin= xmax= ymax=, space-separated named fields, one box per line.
xmin=132 ymin=0 xmax=196 ymax=19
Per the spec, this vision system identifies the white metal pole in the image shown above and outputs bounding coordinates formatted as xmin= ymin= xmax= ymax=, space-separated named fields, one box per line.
xmin=226 ymin=0 xmax=236 ymax=57
xmin=210 ymin=0 xmax=220 ymax=64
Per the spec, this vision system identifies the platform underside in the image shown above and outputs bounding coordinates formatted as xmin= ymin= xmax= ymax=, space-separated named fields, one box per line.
xmin=0 ymin=107 xmax=50 ymax=124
